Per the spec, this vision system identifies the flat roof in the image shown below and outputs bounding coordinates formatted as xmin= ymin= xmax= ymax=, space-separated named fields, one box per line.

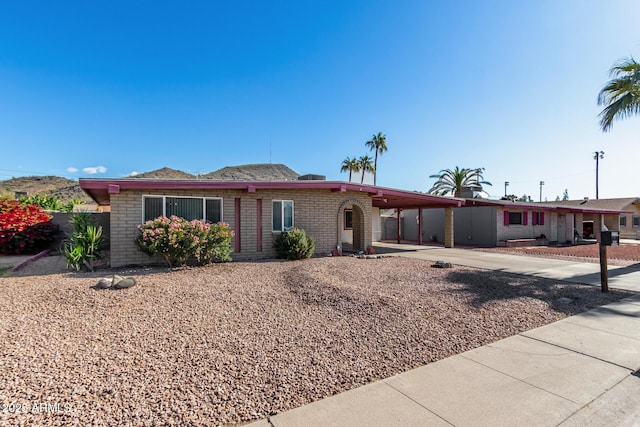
xmin=79 ymin=178 xmax=466 ymax=209
xmin=463 ymin=198 xmax=630 ymax=215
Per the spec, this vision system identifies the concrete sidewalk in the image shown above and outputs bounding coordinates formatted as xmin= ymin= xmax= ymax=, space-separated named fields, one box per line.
xmin=249 ymin=246 xmax=640 ymax=426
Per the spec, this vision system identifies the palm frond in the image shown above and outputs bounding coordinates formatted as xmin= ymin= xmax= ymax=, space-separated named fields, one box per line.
xmin=597 ymin=56 xmax=640 ymax=132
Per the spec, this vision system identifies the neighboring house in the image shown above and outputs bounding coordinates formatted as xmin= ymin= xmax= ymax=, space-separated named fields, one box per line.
xmin=80 ymin=178 xmax=464 ymax=267
xmin=543 ymin=198 xmax=640 ymax=239
xmin=386 ymin=198 xmax=625 ymax=247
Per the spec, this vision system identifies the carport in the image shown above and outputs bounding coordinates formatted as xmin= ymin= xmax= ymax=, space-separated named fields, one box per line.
xmin=366 ymin=188 xmax=465 ymax=247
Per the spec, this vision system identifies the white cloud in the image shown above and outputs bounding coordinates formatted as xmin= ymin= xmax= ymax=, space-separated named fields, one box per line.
xmin=129 ymin=171 xmax=139 ymax=176
xmin=83 ymin=166 xmax=108 ymax=174
xmin=67 ymin=167 xmax=78 ymax=173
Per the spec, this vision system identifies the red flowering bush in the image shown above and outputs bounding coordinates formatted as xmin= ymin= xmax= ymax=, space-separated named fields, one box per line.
xmin=136 ymin=216 xmax=234 ymax=267
xmin=0 ymin=198 xmax=59 ymax=255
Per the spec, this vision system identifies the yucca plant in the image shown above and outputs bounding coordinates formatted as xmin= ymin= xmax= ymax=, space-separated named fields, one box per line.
xmin=63 ymin=212 xmax=104 ymax=271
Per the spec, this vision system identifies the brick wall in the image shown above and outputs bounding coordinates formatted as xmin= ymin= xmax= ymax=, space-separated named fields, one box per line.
xmin=109 ymin=188 xmax=372 ymax=267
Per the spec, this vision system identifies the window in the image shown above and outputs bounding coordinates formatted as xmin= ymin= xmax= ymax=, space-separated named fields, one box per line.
xmin=504 ymin=211 xmax=530 ymax=226
xmin=272 ymin=200 xmax=294 ymax=232
xmin=532 ymin=212 xmax=545 ymax=226
xmin=508 ymin=212 xmax=523 ymax=225
xmin=142 ymin=196 xmax=223 ymax=223
xmin=344 ymin=209 xmax=353 ymax=230
xmin=633 ymin=215 xmax=640 ymax=228
xmin=620 ymin=216 xmax=627 ymax=227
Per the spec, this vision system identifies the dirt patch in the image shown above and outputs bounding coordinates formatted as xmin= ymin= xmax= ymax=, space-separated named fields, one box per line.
xmin=0 ymin=256 xmax=634 ymax=425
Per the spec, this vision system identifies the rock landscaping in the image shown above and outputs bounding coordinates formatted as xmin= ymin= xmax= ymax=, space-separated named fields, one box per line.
xmin=0 ymin=256 xmax=634 ymax=426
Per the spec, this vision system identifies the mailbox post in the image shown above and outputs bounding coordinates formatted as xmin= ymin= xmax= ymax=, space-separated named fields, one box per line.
xmin=599 ymin=230 xmax=619 ymax=293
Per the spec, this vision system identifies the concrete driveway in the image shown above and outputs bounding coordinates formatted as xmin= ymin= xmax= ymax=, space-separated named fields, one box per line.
xmin=373 ymin=242 xmax=640 ymax=293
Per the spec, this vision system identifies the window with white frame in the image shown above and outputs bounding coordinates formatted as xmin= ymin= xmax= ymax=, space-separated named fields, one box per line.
xmin=633 ymin=215 xmax=640 ymax=228
xmin=620 ymin=216 xmax=627 ymax=227
xmin=142 ymin=196 xmax=223 ymax=223
xmin=272 ymin=200 xmax=294 ymax=232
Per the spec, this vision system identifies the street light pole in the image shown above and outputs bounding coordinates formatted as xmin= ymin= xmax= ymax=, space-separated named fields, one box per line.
xmin=594 ymin=151 xmax=604 ymax=199
xmin=539 ymin=181 xmax=544 ymax=202
xmin=504 ymin=181 xmax=509 ymax=197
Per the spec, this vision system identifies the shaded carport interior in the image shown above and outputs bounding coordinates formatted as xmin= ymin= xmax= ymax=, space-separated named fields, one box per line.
xmin=367 ymin=188 xmax=465 ymax=247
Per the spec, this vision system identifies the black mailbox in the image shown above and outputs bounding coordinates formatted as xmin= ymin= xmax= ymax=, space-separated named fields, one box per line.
xmin=601 ymin=230 xmax=620 ymax=246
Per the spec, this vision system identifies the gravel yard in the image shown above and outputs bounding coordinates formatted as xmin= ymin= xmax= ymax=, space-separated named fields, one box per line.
xmin=0 ymin=255 xmax=634 ymax=426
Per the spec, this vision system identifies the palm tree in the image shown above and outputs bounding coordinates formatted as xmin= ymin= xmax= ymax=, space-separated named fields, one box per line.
xmin=340 ymin=157 xmax=360 ymax=182
xmin=597 ymin=56 xmax=640 ymax=132
xmin=358 ymin=155 xmax=375 ymax=184
xmin=365 ymin=132 xmax=388 ymax=186
xmin=428 ymin=167 xmax=492 ymax=197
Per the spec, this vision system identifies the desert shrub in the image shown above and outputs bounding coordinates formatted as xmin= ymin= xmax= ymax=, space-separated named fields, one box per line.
xmin=19 ymin=194 xmax=82 ymax=213
xmin=136 ymin=216 xmax=234 ymax=267
xmin=62 ymin=212 xmax=104 ymax=271
xmin=0 ymin=198 xmax=58 ymax=255
xmin=274 ymin=228 xmax=315 ymax=260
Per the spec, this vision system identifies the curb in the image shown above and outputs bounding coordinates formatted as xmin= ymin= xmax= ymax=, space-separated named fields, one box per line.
xmin=12 ymin=250 xmax=51 ymax=272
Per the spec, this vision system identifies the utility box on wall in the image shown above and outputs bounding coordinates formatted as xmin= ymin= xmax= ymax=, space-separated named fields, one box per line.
xmin=600 ymin=230 xmax=620 ymax=246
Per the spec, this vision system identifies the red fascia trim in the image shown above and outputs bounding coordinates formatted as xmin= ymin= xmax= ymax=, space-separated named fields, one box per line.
xmin=79 ymin=179 xmax=466 ymax=208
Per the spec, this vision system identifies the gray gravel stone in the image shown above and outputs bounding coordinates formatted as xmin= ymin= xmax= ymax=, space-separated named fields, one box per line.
xmin=0 ymin=256 xmax=633 ymax=425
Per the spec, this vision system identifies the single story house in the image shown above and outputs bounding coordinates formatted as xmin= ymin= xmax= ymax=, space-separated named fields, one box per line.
xmin=385 ymin=198 xmax=627 ymax=247
xmin=80 ymin=178 xmax=465 ymax=267
xmin=542 ymin=198 xmax=640 ymax=239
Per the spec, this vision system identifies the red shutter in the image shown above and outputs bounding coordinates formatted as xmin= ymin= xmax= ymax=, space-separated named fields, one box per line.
xmin=540 ymin=212 xmax=545 ymax=225
xmin=504 ymin=211 xmax=509 ymax=226
xmin=523 ymin=212 xmax=528 ymax=225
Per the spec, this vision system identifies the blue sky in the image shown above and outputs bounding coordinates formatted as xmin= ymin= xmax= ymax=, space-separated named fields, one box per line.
xmin=0 ymin=1 xmax=638 ymax=200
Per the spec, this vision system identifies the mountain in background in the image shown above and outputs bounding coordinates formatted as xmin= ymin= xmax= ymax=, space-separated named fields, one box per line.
xmin=0 ymin=164 xmax=301 ymax=202
xmin=0 ymin=176 xmax=91 ymax=203
xmin=131 ymin=167 xmax=197 ymax=180
xmin=203 ymin=164 xmax=299 ymax=181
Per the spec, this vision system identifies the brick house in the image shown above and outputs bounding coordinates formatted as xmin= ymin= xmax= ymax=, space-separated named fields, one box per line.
xmin=80 ymin=178 xmax=464 ymax=267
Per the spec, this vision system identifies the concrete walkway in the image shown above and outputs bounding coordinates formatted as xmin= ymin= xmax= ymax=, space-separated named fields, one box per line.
xmin=249 ymin=245 xmax=640 ymax=426
xmin=0 ymin=254 xmax=32 ymax=270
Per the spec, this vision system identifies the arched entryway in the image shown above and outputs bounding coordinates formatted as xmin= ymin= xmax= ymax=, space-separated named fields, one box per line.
xmin=337 ymin=199 xmax=368 ymax=253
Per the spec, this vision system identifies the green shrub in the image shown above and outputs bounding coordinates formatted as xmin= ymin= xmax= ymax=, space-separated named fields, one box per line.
xmin=19 ymin=194 xmax=82 ymax=213
xmin=135 ymin=216 xmax=234 ymax=267
xmin=0 ymin=198 xmax=58 ymax=255
xmin=274 ymin=228 xmax=315 ymax=260
xmin=62 ymin=212 xmax=104 ymax=271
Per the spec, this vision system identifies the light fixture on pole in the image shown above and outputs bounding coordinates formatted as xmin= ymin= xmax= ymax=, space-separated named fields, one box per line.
xmin=504 ymin=181 xmax=509 ymax=197
xmin=539 ymin=181 xmax=544 ymax=202
xmin=593 ymin=151 xmax=604 ymax=199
